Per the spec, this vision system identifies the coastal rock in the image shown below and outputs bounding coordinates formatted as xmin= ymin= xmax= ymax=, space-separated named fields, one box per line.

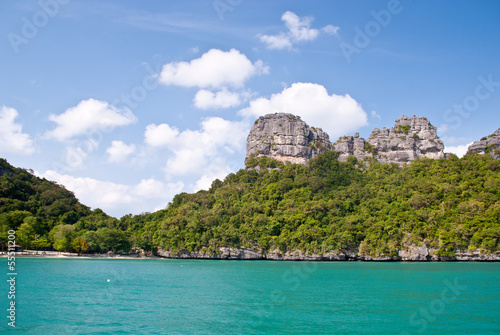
xmin=398 ymin=244 xmax=433 ymax=261
xmin=245 ymin=113 xmax=331 ymax=166
xmin=157 ymin=246 xmax=500 ymax=261
xmin=266 ymin=248 xmax=346 ymax=261
xmin=467 ymin=128 xmax=500 ymax=159
xmin=217 ymin=247 xmax=264 ymax=260
xmin=156 ymin=247 xmax=264 ymax=260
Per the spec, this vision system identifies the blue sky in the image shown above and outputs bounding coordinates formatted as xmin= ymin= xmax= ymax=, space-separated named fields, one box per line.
xmin=1 ymin=0 xmax=499 ymax=217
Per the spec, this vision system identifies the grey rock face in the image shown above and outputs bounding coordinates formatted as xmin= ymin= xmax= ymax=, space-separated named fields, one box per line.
xmin=157 ymin=246 xmax=500 ymax=261
xmin=246 ymin=113 xmax=331 ymax=165
xmin=334 ymin=115 xmax=445 ymax=166
xmin=156 ymin=247 xmax=265 ymax=260
xmin=333 ymin=134 xmax=371 ymax=163
xmin=246 ymin=113 xmax=446 ymax=166
xmin=467 ymin=128 xmax=500 ymax=159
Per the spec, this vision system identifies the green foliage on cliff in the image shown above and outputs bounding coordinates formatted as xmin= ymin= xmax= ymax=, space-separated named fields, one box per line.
xmin=136 ymin=151 xmax=499 ymax=257
xmin=1 ymin=153 xmax=500 ymax=257
xmin=395 ymin=124 xmax=411 ymax=135
xmin=0 ymin=159 xmax=129 ymax=253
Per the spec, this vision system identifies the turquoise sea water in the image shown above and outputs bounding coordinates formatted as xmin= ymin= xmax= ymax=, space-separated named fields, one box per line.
xmin=1 ymin=259 xmax=499 ymax=334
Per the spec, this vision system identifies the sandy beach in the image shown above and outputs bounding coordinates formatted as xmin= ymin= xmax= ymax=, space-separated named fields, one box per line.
xmin=0 ymin=250 xmax=161 ymax=259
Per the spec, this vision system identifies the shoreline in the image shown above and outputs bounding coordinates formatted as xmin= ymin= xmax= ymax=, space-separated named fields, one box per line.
xmin=0 ymin=251 xmax=161 ymax=260
xmin=2 ymin=251 xmax=499 ymax=262
xmin=2 ymin=246 xmax=499 ymax=262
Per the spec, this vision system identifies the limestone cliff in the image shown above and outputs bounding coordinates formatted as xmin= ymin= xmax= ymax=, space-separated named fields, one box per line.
xmin=467 ymin=128 xmax=500 ymax=159
xmin=246 ymin=113 xmax=446 ymax=167
xmin=334 ymin=115 xmax=445 ymax=166
xmin=369 ymin=115 xmax=445 ymax=165
xmin=246 ymin=113 xmax=331 ymax=165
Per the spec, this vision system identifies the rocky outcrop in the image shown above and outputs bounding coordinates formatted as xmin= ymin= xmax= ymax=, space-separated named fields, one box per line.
xmin=156 ymin=246 xmax=500 ymax=261
xmin=157 ymin=247 xmax=265 ymax=260
xmin=334 ymin=115 xmax=445 ymax=166
xmin=246 ymin=113 xmax=446 ymax=167
xmin=467 ymin=128 xmax=500 ymax=159
xmin=246 ymin=113 xmax=331 ymax=165
xmin=333 ymin=132 xmax=372 ymax=162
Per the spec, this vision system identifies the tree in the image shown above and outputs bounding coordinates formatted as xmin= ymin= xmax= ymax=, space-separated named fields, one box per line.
xmin=17 ymin=219 xmax=36 ymax=249
xmin=72 ymin=237 xmax=89 ymax=255
xmin=32 ymin=236 xmax=50 ymax=254
xmin=96 ymin=227 xmax=131 ymax=253
xmin=50 ymin=224 xmax=76 ymax=252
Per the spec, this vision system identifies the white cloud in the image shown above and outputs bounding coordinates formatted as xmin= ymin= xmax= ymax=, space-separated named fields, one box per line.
xmin=445 ymin=142 xmax=474 ymax=158
xmin=194 ymin=158 xmax=232 ymax=191
xmin=259 ymin=33 xmax=293 ymax=50
xmin=106 ymin=141 xmax=136 ymax=163
xmin=194 ymin=88 xmax=242 ymax=110
xmin=45 ymin=98 xmax=137 ymax=141
xmin=239 ymin=82 xmax=368 ymax=139
xmin=0 ymin=106 xmax=35 ymax=155
xmin=144 ymin=117 xmax=248 ymax=177
xmin=259 ymin=11 xmax=338 ymax=50
xmin=144 ymin=123 xmax=180 ymax=148
xmin=36 ymin=170 xmax=184 ymax=217
xmin=322 ymin=24 xmax=340 ymax=35
xmin=371 ymin=110 xmax=381 ymax=120
xmin=159 ymin=48 xmax=268 ymax=89
xmin=61 ymin=145 xmax=91 ymax=170
xmin=282 ymin=11 xmax=319 ymax=41
xmin=167 ymin=117 xmax=248 ymax=176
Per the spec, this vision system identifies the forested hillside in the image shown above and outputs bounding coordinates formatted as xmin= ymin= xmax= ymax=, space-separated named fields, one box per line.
xmin=146 ymin=152 xmax=500 ymax=258
xmin=1 ymin=152 xmax=499 ymax=259
xmin=0 ymin=159 xmax=130 ymax=253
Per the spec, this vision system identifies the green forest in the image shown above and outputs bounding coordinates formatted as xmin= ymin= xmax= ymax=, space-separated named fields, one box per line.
xmin=1 ymin=151 xmax=499 ymax=257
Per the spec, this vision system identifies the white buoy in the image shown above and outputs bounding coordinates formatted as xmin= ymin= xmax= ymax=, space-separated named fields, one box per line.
xmin=107 ymin=279 xmax=110 ymax=282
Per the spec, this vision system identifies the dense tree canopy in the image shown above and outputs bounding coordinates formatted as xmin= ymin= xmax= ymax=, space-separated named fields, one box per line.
xmin=1 ymin=153 xmax=499 ymax=257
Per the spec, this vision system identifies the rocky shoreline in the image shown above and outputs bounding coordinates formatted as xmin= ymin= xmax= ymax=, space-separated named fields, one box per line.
xmin=156 ymin=246 xmax=500 ymax=262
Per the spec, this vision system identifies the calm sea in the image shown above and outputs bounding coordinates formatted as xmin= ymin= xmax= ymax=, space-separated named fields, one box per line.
xmin=1 ymin=258 xmax=499 ymax=334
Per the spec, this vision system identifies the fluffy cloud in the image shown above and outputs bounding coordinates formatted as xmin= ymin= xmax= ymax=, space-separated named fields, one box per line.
xmin=259 ymin=33 xmax=293 ymax=50
xmin=322 ymin=24 xmax=340 ymax=35
xmin=144 ymin=117 xmax=248 ymax=178
xmin=0 ymin=106 xmax=35 ymax=155
xmin=159 ymin=48 xmax=268 ymax=89
xmin=37 ymin=170 xmax=184 ymax=217
xmin=194 ymin=158 xmax=233 ymax=191
xmin=194 ymin=88 xmax=242 ymax=110
xmin=259 ymin=11 xmax=339 ymax=50
xmin=239 ymin=82 xmax=368 ymax=139
xmin=106 ymin=141 xmax=136 ymax=163
xmin=144 ymin=123 xmax=180 ymax=148
xmin=282 ymin=11 xmax=319 ymax=41
xmin=445 ymin=142 xmax=474 ymax=158
xmin=45 ymin=98 xmax=137 ymax=141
